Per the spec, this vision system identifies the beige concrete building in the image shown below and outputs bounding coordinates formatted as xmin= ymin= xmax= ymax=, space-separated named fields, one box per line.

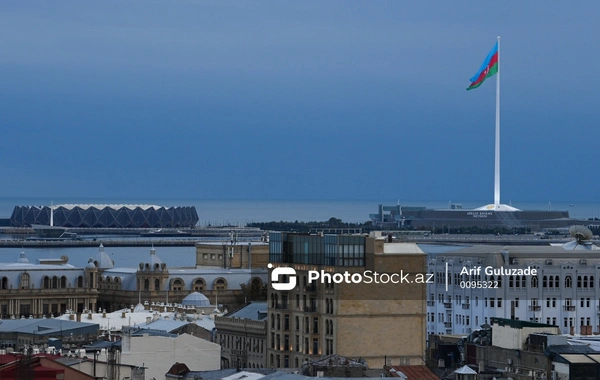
xmin=267 ymin=233 xmax=427 ymax=369
xmin=215 ymin=301 xmax=268 ymax=369
xmin=196 ymin=242 xmax=270 ymax=269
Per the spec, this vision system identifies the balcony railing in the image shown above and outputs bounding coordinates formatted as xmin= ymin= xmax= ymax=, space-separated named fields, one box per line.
xmin=462 ymin=304 xmax=470 ymax=310
xmin=275 ymin=303 xmax=288 ymax=310
xmin=426 ymin=301 xmax=435 ymax=306
xmin=304 ymin=306 xmax=317 ymax=313
xmin=443 ymin=302 xmax=452 ymax=309
xmin=444 ymin=322 xmax=452 ymax=328
xmin=563 ymin=305 xmax=575 ymax=312
xmin=529 ymin=305 xmax=541 ymax=311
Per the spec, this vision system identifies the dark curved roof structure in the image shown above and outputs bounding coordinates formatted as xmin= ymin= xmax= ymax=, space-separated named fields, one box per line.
xmin=11 ymin=204 xmax=199 ymax=228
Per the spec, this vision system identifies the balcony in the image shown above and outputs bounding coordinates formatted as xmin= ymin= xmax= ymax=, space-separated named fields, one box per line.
xmin=426 ymin=301 xmax=435 ymax=307
xmin=529 ymin=305 xmax=541 ymax=311
xmin=462 ymin=303 xmax=470 ymax=310
xmin=443 ymin=302 xmax=452 ymax=309
xmin=275 ymin=303 xmax=288 ymax=310
xmin=444 ymin=322 xmax=452 ymax=328
xmin=563 ymin=305 xmax=575 ymax=312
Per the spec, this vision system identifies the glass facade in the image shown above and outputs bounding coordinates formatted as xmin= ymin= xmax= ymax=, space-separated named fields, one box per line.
xmin=269 ymin=232 xmax=366 ymax=267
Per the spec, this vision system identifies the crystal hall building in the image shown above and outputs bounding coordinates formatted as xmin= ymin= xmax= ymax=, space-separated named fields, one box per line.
xmin=10 ymin=204 xmax=199 ymax=228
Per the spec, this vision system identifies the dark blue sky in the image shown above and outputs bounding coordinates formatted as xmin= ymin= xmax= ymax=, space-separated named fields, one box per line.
xmin=1 ymin=1 xmax=598 ymax=202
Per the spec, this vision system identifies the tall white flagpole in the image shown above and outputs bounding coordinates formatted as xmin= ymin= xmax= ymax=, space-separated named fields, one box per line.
xmin=494 ymin=36 xmax=501 ymax=208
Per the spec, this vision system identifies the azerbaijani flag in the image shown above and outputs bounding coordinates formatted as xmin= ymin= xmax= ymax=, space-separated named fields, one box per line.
xmin=467 ymin=41 xmax=498 ymax=91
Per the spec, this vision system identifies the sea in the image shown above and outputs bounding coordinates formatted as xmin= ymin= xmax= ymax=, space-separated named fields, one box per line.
xmin=0 ymin=197 xmax=598 ymax=268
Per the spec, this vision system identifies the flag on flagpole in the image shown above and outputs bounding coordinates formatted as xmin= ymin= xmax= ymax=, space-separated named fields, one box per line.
xmin=467 ymin=42 xmax=498 ymax=90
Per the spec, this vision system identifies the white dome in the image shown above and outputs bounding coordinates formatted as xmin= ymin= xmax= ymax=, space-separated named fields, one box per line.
xmin=181 ymin=292 xmax=210 ymax=307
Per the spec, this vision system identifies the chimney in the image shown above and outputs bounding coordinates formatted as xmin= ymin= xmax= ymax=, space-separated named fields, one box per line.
xmin=146 ymin=316 xmax=152 ymax=324
xmin=122 ymin=312 xmax=126 ymax=319
xmin=102 ymin=309 xmax=107 ymax=318
xmin=69 ymin=314 xmax=75 ymax=321
xmin=88 ymin=312 xmax=93 ymax=320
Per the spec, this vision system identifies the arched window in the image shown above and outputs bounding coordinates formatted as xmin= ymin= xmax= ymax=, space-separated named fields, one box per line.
xmin=548 ymin=276 xmax=553 ymax=288
xmin=497 ymin=276 xmax=502 ymax=288
xmin=591 ymin=276 xmax=595 ymax=288
xmin=565 ymin=275 xmax=572 ymax=288
xmin=543 ymin=276 xmax=548 ymax=288
xmin=522 ymin=275 xmax=526 ymax=288
xmin=516 ymin=276 xmax=521 ymax=288
xmin=578 ymin=276 xmax=582 ymax=288
xmin=193 ymin=278 xmax=205 ymax=291
xmin=52 ymin=276 xmax=58 ymax=289
xmin=509 ymin=276 xmax=514 ymax=288
xmin=154 ymin=278 xmax=160 ymax=291
xmin=171 ymin=279 xmax=184 ymax=291
xmin=584 ymin=276 xmax=589 ymax=288
xmin=554 ymin=276 xmax=559 ymax=288
xmin=77 ymin=276 xmax=84 ymax=288
xmin=214 ymin=278 xmax=227 ymax=290
xmin=60 ymin=276 xmax=67 ymax=288
xmin=43 ymin=276 xmax=50 ymax=289
xmin=20 ymin=273 xmax=30 ymax=289
xmin=144 ymin=279 xmax=150 ymax=291
xmin=531 ymin=276 xmax=538 ymax=288
xmin=1 ymin=277 xmax=8 ymax=289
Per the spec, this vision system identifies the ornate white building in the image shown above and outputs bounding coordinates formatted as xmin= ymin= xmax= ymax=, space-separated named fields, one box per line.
xmin=427 ymin=232 xmax=600 ymax=336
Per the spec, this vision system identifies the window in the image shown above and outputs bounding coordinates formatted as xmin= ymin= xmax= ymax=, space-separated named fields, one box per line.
xmin=144 ymin=279 xmax=150 ymax=291
xmin=497 ymin=298 xmax=502 ymax=308
xmin=490 ymin=298 xmax=495 ymax=307
xmin=171 ymin=278 xmax=183 ymax=291
xmin=155 ymin=278 xmax=160 ymax=291
xmin=193 ymin=278 xmax=205 ymax=291
xmin=531 ymin=276 xmax=538 ymax=288
xmin=214 ymin=278 xmax=227 ymax=290
xmin=20 ymin=273 xmax=30 ymax=289
xmin=565 ymin=275 xmax=572 ymax=288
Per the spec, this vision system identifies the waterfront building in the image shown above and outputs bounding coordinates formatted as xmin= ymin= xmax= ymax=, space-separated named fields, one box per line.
xmin=0 ymin=252 xmax=99 ymax=318
xmin=215 ymin=301 xmax=268 ymax=369
xmin=370 ymin=203 xmax=590 ymax=230
xmin=267 ymin=232 xmax=427 ymax=368
xmin=427 ymin=232 xmax=600 ymax=336
xmin=10 ymin=204 xmax=199 ymax=228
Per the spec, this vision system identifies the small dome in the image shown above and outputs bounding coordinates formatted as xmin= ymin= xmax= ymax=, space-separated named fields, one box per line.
xmin=85 ymin=258 xmax=96 ymax=269
xmin=17 ymin=252 xmax=29 ymax=263
xmin=133 ymin=303 xmax=145 ymax=313
xmin=94 ymin=244 xmax=114 ymax=269
xmin=181 ymin=292 xmax=210 ymax=307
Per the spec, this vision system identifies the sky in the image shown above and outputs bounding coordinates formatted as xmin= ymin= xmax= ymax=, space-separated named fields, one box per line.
xmin=1 ymin=1 xmax=599 ymax=203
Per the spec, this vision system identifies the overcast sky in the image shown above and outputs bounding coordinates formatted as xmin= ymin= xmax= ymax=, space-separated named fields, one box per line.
xmin=1 ymin=1 xmax=598 ymax=203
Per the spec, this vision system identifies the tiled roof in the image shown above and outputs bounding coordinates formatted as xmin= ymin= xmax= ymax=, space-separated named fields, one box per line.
xmin=390 ymin=365 xmax=439 ymax=380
